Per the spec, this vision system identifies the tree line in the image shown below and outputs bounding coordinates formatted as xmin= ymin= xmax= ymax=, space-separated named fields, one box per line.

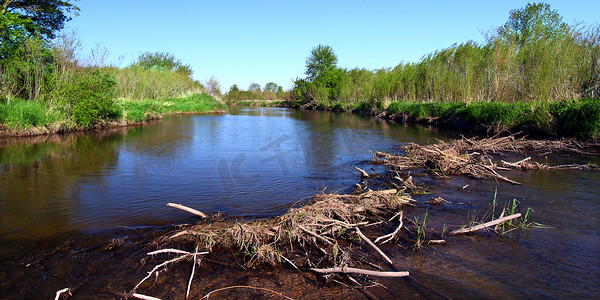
xmin=292 ymin=3 xmax=599 ymax=109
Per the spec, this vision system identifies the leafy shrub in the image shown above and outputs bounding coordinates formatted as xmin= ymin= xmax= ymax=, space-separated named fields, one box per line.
xmin=51 ymin=70 xmax=118 ymax=127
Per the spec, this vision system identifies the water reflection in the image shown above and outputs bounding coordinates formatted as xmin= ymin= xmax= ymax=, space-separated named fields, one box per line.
xmin=0 ymin=108 xmax=458 ymax=240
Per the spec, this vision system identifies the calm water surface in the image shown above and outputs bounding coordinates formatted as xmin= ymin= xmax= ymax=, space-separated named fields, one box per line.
xmin=0 ymin=107 xmax=453 ymax=240
xmin=0 ymin=107 xmax=598 ymax=298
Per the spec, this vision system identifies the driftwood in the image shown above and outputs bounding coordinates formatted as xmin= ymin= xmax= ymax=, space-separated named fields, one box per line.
xmin=311 ymin=266 xmax=409 ymax=277
xmin=167 ymin=203 xmax=208 ymax=218
xmin=375 ymin=212 xmax=404 ymax=245
xmin=355 ymin=166 xmax=370 ymax=178
xmin=449 ymin=213 xmax=522 ymax=235
xmin=132 ymin=294 xmax=162 ymax=300
xmin=55 ymin=288 xmax=70 ymax=300
xmin=355 ymin=227 xmax=393 ymax=265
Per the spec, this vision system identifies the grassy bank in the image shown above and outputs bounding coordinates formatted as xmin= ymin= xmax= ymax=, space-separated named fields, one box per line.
xmin=291 ymin=4 xmax=600 ymax=141
xmin=385 ymin=99 xmax=600 ymax=141
xmin=225 ymin=99 xmax=293 ymax=107
xmin=0 ymin=93 xmax=226 ymax=137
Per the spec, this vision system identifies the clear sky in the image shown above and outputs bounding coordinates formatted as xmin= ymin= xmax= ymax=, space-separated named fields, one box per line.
xmin=66 ymin=0 xmax=599 ymax=91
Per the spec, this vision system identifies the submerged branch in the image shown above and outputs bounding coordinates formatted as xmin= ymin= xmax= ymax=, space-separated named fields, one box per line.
xmin=449 ymin=213 xmax=522 ymax=235
xmin=311 ymin=266 xmax=409 ymax=277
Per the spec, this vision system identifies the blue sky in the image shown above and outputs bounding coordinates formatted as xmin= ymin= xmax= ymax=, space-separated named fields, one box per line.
xmin=66 ymin=1 xmax=599 ymax=91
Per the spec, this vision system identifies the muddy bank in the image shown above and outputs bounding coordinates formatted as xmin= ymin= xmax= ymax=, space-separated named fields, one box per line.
xmin=3 ymin=135 xmax=598 ymax=299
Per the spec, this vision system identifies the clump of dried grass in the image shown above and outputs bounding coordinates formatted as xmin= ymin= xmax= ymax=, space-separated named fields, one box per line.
xmin=160 ymin=189 xmax=413 ymax=268
xmin=376 ymin=134 xmax=599 ymax=184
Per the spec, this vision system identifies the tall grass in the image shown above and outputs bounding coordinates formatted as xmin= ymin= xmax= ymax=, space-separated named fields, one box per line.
xmin=295 ymin=23 xmax=599 ymax=106
xmin=108 ymin=66 xmax=204 ymax=100
xmin=119 ymin=93 xmax=227 ymax=123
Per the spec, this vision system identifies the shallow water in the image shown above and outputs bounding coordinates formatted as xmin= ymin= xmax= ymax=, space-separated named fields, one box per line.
xmin=0 ymin=107 xmax=598 ymax=298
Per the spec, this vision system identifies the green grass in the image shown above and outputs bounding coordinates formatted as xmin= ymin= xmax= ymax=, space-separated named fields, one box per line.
xmin=384 ymin=99 xmax=600 ymax=140
xmin=0 ymin=99 xmax=64 ymax=130
xmin=0 ymin=93 xmax=226 ymax=132
xmin=119 ymin=93 xmax=227 ymax=122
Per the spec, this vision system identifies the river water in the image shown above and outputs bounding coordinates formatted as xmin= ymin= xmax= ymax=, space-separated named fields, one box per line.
xmin=0 ymin=107 xmax=598 ymax=298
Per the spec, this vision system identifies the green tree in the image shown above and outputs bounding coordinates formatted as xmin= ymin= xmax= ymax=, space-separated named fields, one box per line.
xmin=134 ymin=51 xmax=192 ymax=76
xmin=248 ymin=83 xmax=261 ymax=92
xmin=264 ymin=82 xmax=280 ymax=93
xmin=1 ymin=0 xmax=78 ymax=40
xmin=305 ymin=44 xmax=338 ymax=81
xmin=497 ymin=2 xmax=569 ymax=46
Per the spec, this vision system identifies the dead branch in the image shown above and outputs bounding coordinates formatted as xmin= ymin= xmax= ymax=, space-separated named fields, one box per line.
xmin=148 ymin=249 xmax=193 ymax=256
xmin=355 ymin=227 xmax=393 ymax=265
xmin=355 ymin=166 xmax=370 ymax=178
xmin=449 ymin=213 xmax=522 ymax=235
xmin=167 ymin=203 xmax=208 ymax=218
xmin=375 ymin=212 xmax=403 ymax=244
xmin=132 ymin=294 xmax=162 ymax=300
xmin=299 ymin=225 xmax=334 ymax=245
xmin=186 ymin=246 xmax=199 ymax=299
xmin=310 ymin=266 xmax=409 ymax=277
xmin=54 ymin=288 xmax=70 ymax=300
xmin=200 ymin=285 xmax=294 ymax=300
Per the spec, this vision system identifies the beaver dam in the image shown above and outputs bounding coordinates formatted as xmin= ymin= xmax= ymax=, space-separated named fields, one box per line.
xmin=38 ymin=134 xmax=596 ymax=299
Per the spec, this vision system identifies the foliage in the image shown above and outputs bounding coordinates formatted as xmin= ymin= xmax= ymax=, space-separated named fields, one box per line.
xmin=51 ymin=69 xmax=119 ymax=127
xmin=248 ymin=82 xmax=261 ymax=92
xmin=0 ymin=98 xmax=55 ymax=129
xmin=119 ymin=93 xmax=226 ymax=123
xmin=134 ymin=51 xmax=192 ymax=76
xmin=305 ymin=44 xmax=338 ymax=81
xmin=205 ymin=76 xmax=222 ymax=97
xmin=109 ymin=65 xmax=204 ymax=100
xmin=1 ymin=0 xmax=79 ymax=40
xmin=497 ymin=2 xmax=568 ymax=47
xmin=225 ymin=82 xmax=287 ymax=101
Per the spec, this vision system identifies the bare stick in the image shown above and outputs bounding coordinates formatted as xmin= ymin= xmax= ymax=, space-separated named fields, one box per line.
xmin=148 ymin=249 xmax=192 ymax=256
xmin=55 ymin=288 xmax=70 ymax=300
xmin=501 ymin=157 xmax=531 ymax=168
xmin=186 ymin=246 xmax=199 ymax=299
xmin=355 ymin=227 xmax=393 ymax=265
xmin=480 ymin=165 xmax=521 ymax=185
xmin=167 ymin=203 xmax=208 ymax=218
xmin=200 ymin=285 xmax=294 ymax=300
xmin=449 ymin=213 xmax=522 ymax=235
xmin=388 ymin=210 xmax=403 ymax=222
xmin=311 ymin=266 xmax=409 ymax=277
xmin=427 ymin=239 xmax=447 ymax=244
xmin=132 ymin=254 xmax=189 ymax=292
xmin=494 ymin=210 xmax=505 ymax=231
xmin=375 ymin=212 xmax=403 ymax=245
xmin=132 ymin=294 xmax=162 ymax=300
xmin=355 ymin=166 xmax=370 ymax=178
xmin=299 ymin=225 xmax=334 ymax=245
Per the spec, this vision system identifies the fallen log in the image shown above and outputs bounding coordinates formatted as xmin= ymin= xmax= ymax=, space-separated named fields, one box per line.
xmin=310 ymin=266 xmax=409 ymax=277
xmin=449 ymin=213 xmax=522 ymax=235
xmin=167 ymin=203 xmax=208 ymax=218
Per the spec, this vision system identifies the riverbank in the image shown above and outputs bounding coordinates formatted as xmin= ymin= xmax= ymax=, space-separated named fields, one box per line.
xmin=225 ymin=99 xmax=293 ymax=107
xmin=0 ymin=93 xmax=227 ymax=138
xmin=4 ymin=135 xmax=597 ymax=298
xmin=289 ymin=98 xmax=600 ymax=142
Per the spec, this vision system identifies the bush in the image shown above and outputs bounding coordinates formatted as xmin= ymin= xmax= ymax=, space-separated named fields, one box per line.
xmin=51 ymin=70 xmax=118 ymax=127
xmin=550 ymin=99 xmax=600 ymax=140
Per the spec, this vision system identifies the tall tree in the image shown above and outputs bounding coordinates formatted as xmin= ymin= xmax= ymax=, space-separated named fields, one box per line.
xmin=264 ymin=82 xmax=280 ymax=93
xmin=305 ymin=44 xmax=338 ymax=81
xmin=497 ymin=2 xmax=569 ymax=46
xmin=1 ymin=0 xmax=79 ymax=40
xmin=248 ymin=83 xmax=261 ymax=92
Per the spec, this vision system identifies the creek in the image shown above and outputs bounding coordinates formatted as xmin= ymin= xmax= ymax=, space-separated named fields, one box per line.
xmin=0 ymin=107 xmax=598 ymax=298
